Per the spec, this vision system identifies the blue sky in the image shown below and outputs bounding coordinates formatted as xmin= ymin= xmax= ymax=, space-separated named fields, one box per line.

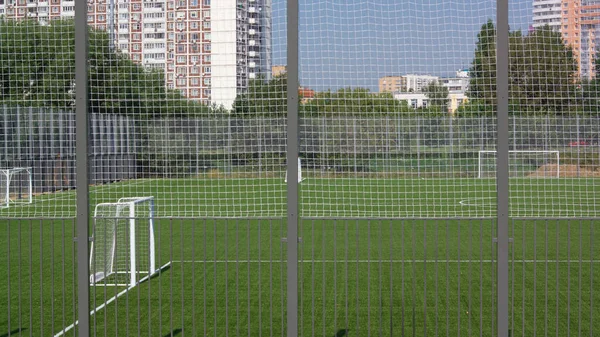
xmin=270 ymin=0 xmax=533 ymax=91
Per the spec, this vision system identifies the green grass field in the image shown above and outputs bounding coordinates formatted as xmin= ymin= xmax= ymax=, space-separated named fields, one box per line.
xmin=1 ymin=177 xmax=599 ymax=336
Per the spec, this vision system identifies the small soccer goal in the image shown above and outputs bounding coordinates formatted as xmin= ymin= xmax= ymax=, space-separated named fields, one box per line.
xmin=285 ymin=157 xmax=305 ymax=183
xmin=478 ymin=150 xmax=560 ymax=178
xmin=90 ymin=196 xmax=168 ymax=288
xmin=0 ymin=167 xmax=33 ymax=209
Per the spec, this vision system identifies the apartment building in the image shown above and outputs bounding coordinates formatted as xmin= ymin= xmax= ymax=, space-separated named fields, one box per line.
xmin=0 ymin=0 xmax=272 ymax=108
xmin=378 ymin=76 xmax=406 ymax=93
xmin=532 ymin=0 xmax=562 ymax=31
xmin=379 ymin=74 xmax=439 ymax=93
xmin=532 ymin=0 xmax=600 ymax=79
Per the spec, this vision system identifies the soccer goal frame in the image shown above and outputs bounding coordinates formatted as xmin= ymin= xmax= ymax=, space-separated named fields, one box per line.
xmin=285 ymin=157 xmax=306 ymax=183
xmin=89 ymin=196 xmax=166 ymax=288
xmin=0 ymin=167 xmax=33 ymax=209
xmin=477 ymin=150 xmax=560 ymax=178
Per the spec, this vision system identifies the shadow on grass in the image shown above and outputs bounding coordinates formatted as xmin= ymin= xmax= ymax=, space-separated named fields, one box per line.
xmin=144 ymin=264 xmax=172 ymax=284
xmin=1 ymin=328 xmax=26 ymax=337
xmin=334 ymin=329 xmax=348 ymax=337
xmin=162 ymin=328 xmax=182 ymax=337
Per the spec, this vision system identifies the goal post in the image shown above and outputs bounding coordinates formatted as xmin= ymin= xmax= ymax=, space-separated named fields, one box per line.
xmin=285 ymin=157 xmax=305 ymax=183
xmin=477 ymin=150 xmax=560 ymax=178
xmin=90 ymin=196 xmax=161 ymax=287
xmin=0 ymin=167 xmax=33 ymax=208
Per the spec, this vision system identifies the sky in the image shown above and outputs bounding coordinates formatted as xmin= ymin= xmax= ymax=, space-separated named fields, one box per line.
xmin=269 ymin=0 xmax=533 ymax=91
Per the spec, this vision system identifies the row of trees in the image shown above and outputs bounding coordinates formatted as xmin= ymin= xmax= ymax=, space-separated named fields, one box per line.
xmin=0 ymin=18 xmax=220 ymax=117
xmin=1 ymin=18 xmax=599 ymax=117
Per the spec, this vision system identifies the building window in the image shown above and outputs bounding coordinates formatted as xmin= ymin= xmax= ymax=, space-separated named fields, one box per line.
xmin=203 ymin=55 xmax=211 ymax=63
xmin=203 ymin=21 xmax=210 ymax=29
xmin=203 ymin=44 xmax=211 ymax=51
xmin=203 ymin=78 xmax=211 ymax=85
xmin=204 ymin=66 xmax=211 ymax=73
xmin=177 ymin=67 xmax=186 ymax=75
xmin=191 ymin=55 xmax=199 ymax=63
xmin=203 ymin=0 xmax=210 ymax=5
xmin=203 ymin=10 xmax=209 ymax=18
xmin=177 ymin=78 xmax=186 ymax=86
xmin=191 ymin=78 xmax=199 ymax=85
xmin=177 ymin=44 xmax=185 ymax=52
xmin=177 ymin=56 xmax=186 ymax=63
xmin=191 ymin=22 xmax=198 ymax=29
xmin=132 ymin=3 xmax=140 ymax=10
xmin=191 ymin=66 xmax=199 ymax=74
xmin=204 ymin=89 xmax=211 ymax=96
xmin=190 ymin=0 xmax=197 ymax=6
xmin=190 ymin=11 xmax=197 ymax=18
xmin=204 ymin=32 xmax=211 ymax=40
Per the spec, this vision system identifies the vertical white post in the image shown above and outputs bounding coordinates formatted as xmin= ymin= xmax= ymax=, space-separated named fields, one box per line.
xmin=4 ymin=171 xmax=9 ymax=206
xmin=128 ymin=202 xmax=136 ymax=287
xmin=148 ymin=199 xmax=156 ymax=273
xmin=556 ymin=151 xmax=560 ymax=178
xmin=478 ymin=152 xmax=482 ymax=178
xmin=27 ymin=168 xmax=32 ymax=203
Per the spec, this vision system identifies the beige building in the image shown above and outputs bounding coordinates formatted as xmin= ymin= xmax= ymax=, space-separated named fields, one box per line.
xmin=379 ymin=76 xmax=405 ymax=93
xmin=272 ymin=65 xmax=287 ymax=77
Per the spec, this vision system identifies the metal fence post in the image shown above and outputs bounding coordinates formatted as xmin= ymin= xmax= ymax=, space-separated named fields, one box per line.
xmin=75 ymin=0 xmax=90 ymax=334
xmin=496 ymin=0 xmax=510 ymax=336
xmin=287 ymin=0 xmax=299 ymax=335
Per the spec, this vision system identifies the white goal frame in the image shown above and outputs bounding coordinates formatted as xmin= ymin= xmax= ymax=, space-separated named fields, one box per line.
xmin=0 ymin=167 xmax=33 ymax=208
xmin=90 ymin=196 xmax=162 ymax=287
xmin=285 ymin=157 xmax=306 ymax=183
xmin=477 ymin=150 xmax=560 ymax=178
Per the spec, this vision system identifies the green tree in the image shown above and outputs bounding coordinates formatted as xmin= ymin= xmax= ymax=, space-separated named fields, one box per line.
xmin=0 ymin=18 xmax=212 ymax=116
xmin=508 ymin=26 xmax=578 ymax=114
xmin=468 ymin=19 xmax=496 ymax=106
xmin=467 ymin=22 xmax=578 ymax=115
xmin=231 ymin=73 xmax=288 ymax=117
xmin=423 ymin=80 xmax=449 ymax=111
xmin=300 ymin=87 xmax=411 ymax=116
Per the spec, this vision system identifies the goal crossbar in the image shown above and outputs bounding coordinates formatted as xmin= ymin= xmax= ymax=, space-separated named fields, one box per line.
xmin=477 ymin=150 xmax=560 ymax=178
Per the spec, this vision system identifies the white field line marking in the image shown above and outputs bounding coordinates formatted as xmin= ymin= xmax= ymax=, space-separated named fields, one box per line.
xmin=53 ymin=262 xmax=171 ymax=337
xmin=174 ymin=259 xmax=600 ymax=264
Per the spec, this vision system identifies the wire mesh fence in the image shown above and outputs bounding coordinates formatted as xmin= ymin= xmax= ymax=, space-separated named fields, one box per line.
xmin=0 ymin=0 xmax=599 ymax=336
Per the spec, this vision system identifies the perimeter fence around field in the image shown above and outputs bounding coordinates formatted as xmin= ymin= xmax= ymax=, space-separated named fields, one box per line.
xmin=1 ymin=0 xmax=600 ymax=336
xmin=2 ymin=110 xmax=599 ymax=181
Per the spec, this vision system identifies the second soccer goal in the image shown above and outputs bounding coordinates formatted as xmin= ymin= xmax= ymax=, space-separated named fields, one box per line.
xmin=477 ymin=150 xmax=560 ymax=178
xmin=90 ymin=196 xmax=160 ymax=287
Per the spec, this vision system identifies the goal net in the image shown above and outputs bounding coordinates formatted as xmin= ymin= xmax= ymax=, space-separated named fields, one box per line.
xmin=90 ymin=196 xmax=158 ymax=287
xmin=478 ymin=151 xmax=560 ymax=178
xmin=0 ymin=167 xmax=33 ymax=209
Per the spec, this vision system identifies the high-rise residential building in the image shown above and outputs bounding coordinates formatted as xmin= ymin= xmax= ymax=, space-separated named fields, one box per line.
xmin=0 ymin=0 xmax=272 ymax=108
xmin=532 ymin=0 xmax=562 ymax=32
xmin=532 ymin=0 xmax=600 ymax=79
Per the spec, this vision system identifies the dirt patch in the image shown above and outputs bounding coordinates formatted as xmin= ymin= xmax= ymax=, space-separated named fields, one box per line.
xmin=528 ymin=164 xmax=600 ymax=178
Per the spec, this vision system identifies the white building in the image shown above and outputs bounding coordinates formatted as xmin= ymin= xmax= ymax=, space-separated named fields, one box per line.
xmin=403 ymin=74 xmax=439 ymax=92
xmin=532 ymin=0 xmax=561 ymax=32
xmin=0 ymin=0 xmax=272 ymax=109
